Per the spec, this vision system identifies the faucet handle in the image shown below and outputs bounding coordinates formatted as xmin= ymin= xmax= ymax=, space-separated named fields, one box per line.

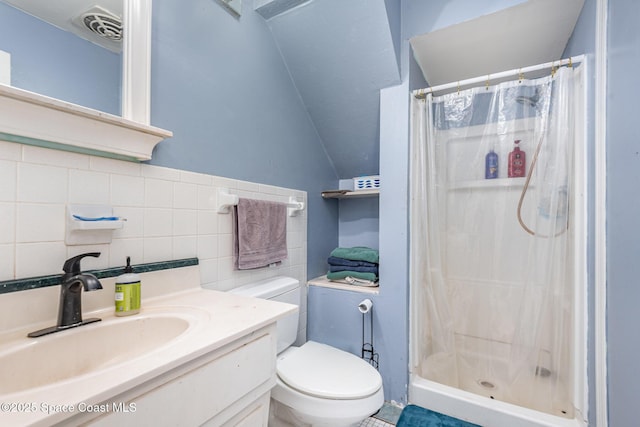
xmin=63 ymin=252 xmax=101 ymax=275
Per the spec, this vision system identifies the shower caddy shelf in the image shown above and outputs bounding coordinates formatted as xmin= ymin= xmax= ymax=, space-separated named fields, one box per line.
xmin=449 ymin=177 xmax=530 ymax=191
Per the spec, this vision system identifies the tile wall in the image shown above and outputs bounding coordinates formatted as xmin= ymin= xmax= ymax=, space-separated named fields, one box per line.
xmin=0 ymin=141 xmax=308 ymax=338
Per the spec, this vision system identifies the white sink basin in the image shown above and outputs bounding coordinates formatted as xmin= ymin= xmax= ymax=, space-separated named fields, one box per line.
xmin=0 ymin=310 xmax=198 ymax=395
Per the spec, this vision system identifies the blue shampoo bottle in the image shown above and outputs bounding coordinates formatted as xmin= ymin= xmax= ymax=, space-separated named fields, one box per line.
xmin=485 ymin=148 xmax=499 ymax=179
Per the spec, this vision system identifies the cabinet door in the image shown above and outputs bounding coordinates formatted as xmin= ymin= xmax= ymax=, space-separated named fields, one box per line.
xmin=220 ymin=393 xmax=269 ymax=427
xmin=88 ymin=333 xmax=273 ymax=426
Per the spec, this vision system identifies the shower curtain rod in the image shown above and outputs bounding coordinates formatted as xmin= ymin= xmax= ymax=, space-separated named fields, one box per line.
xmin=412 ymin=54 xmax=585 ymax=98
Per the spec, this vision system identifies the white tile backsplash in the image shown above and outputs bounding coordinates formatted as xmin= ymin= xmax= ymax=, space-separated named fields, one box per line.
xmin=68 ymin=169 xmax=110 ymax=204
xmin=22 ymin=145 xmax=89 ymax=169
xmin=142 ymin=164 xmax=181 ymax=181
xmin=15 ymin=242 xmax=67 ymax=277
xmin=0 ymin=244 xmax=14 ymax=280
xmin=143 ymin=208 xmax=173 ymax=237
xmin=197 ymin=185 xmax=217 ymax=210
xmin=0 ymin=160 xmax=16 ymax=201
xmin=109 ymin=238 xmax=144 ymax=267
xmin=16 ymin=203 xmax=65 ymax=243
xmin=1 ymin=142 xmax=307 ymax=310
xmin=0 ymin=141 xmax=21 ymax=161
xmin=180 ymin=170 xmax=212 ymax=185
xmin=111 ymin=174 xmax=144 ymax=207
xmin=173 ymin=182 xmax=198 ymax=209
xmin=217 ymin=233 xmax=233 ymax=257
xmin=90 ymin=156 xmax=142 ymax=176
xmin=17 ymin=163 xmax=67 ymax=203
xmin=173 ymin=235 xmax=197 ymax=259
xmin=145 ymin=178 xmax=174 ymax=208
xmin=112 ymin=207 xmax=144 ymax=238
xmin=173 ymin=209 xmax=198 ymax=236
xmin=197 ymin=210 xmax=218 ymax=235
xmin=143 ymin=236 xmax=173 ymax=263
xmin=197 ymin=234 xmax=218 ymax=259
xmin=0 ymin=203 xmax=15 ymax=244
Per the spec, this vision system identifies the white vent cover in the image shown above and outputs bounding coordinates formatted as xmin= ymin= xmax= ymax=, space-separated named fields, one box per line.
xmin=80 ymin=6 xmax=122 ymax=41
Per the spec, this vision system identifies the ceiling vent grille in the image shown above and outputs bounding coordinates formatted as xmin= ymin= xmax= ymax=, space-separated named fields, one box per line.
xmin=77 ymin=6 xmax=122 ymax=42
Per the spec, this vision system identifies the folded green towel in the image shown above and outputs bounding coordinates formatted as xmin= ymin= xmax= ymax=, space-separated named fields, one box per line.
xmin=329 ymin=246 xmax=379 ymax=264
xmin=326 ymin=270 xmax=378 ymax=282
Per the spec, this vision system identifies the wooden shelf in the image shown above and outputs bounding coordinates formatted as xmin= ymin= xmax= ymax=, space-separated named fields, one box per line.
xmin=321 ymin=189 xmax=380 ymax=199
xmin=308 ymin=276 xmax=379 ymax=294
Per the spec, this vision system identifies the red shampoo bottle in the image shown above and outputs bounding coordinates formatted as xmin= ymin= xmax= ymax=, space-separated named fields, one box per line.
xmin=508 ymin=140 xmax=526 ymax=178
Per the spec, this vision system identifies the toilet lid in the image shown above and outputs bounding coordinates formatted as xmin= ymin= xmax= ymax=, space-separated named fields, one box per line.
xmin=277 ymin=341 xmax=382 ymax=400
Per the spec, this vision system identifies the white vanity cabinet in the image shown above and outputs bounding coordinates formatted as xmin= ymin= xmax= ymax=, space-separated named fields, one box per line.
xmin=72 ymin=325 xmax=276 ymax=427
xmin=0 ymin=267 xmax=295 ymax=427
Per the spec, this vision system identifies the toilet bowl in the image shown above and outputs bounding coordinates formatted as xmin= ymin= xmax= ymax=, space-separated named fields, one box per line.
xmin=229 ymin=277 xmax=384 ymax=427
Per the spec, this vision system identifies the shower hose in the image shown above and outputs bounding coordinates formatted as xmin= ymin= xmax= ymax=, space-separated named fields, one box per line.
xmin=516 ymin=134 xmax=568 ymax=238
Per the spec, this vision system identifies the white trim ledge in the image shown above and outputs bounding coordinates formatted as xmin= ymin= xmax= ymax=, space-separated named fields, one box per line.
xmin=0 ymin=84 xmax=172 ymax=161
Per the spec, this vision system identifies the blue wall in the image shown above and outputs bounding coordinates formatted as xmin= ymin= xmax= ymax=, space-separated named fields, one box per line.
xmin=338 ymin=198 xmax=379 ymax=250
xmin=0 ymin=2 xmax=121 ymax=115
xmin=148 ymin=0 xmax=339 ymax=279
xmin=604 ymin=1 xmax=640 ymax=425
xmin=308 ymin=0 xmax=580 ymax=405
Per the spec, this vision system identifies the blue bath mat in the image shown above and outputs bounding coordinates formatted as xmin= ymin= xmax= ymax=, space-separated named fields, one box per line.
xmin=396 ymin=405 xmax=481 ymax=427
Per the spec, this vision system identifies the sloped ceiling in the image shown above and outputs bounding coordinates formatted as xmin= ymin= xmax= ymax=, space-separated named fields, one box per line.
xmin=410 ymin=0 xmax=585 ymax=86
xmin=267 ymin=0 xmax=400 ymax=179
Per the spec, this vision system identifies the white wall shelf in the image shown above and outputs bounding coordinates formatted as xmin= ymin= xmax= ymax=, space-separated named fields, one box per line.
xmin=0 ymin=84 xmax=172 ymax=161
xmin=321 ymin=189 xmax=380 ymax=199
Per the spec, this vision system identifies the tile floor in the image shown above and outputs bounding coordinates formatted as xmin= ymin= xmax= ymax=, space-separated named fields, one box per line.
xmin=358 ymin=402 xmax=402 ymax=426
xmin=358 ymin=416 xmax=395 ymax=427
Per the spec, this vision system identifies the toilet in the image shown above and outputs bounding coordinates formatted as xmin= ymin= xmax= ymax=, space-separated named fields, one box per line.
xmin=230 ymin=276 xmax=384 ymax=427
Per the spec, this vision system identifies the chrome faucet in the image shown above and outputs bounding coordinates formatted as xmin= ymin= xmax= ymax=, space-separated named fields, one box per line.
xmin=28 ymin=253 xmax=103 ymax=338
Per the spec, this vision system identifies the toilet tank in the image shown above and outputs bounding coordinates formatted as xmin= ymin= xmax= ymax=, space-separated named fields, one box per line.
xmin=229 ymin=276 xmax=300 ymax=353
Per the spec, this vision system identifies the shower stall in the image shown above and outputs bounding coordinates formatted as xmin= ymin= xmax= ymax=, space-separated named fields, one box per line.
xmin=409 ymin=59 xmax=587 ymax=427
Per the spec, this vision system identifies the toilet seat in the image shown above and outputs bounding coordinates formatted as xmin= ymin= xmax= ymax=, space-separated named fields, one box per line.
xmin=277 ymin=341 xmax=382 ymax=399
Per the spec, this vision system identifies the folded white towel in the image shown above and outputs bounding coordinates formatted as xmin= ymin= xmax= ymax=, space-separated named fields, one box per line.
xmin=233 ymin=198 xmax=288 ymax=270
xmin=344 ymin=276 xmax=379 ymax=287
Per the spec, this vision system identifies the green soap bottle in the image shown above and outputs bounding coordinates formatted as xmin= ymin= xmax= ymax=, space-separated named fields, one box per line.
xmin=115 ymin=257 xmax=141 ymax=316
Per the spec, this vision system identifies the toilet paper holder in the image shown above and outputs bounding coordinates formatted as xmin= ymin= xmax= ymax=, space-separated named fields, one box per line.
xmin=359 ymin=299 xmax=379 ymax=370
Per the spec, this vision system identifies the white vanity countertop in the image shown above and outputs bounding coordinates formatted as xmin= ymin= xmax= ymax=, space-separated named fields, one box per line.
xmin=0 ymin=267 xmax=296 ymax=426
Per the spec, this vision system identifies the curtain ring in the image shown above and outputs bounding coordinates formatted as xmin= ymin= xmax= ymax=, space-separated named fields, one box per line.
xmin=518 ymin=70 xmax=524 ymax=83
xmin=457 ymin=82 xmax=460 ymax=95
xmin=568 ymin=57 xmax=573 ymax=69
xmin=485 ymin=75 xmax=490 ymax=90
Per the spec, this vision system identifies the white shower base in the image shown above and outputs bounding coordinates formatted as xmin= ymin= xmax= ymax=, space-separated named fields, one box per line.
xmin=409 ymin=375 xmax=586 ymax=427
xmin=422 ymin=336 xmax=573 ymax=415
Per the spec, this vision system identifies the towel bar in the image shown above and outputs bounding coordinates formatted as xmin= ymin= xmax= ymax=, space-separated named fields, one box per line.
xmin=216 ymin=188 xmax=305 ymax=217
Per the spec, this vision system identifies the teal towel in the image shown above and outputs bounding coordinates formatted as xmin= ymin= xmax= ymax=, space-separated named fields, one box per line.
xmin=330 ymin=247 xmax=379 ymax=264
xmin=396 ymin=405 xmax=481 ymax=427
xmin=326 ymin=270 xmax=378 ymax=282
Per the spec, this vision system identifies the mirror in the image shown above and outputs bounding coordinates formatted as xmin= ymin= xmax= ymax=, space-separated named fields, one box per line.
xmin=0 ymin=0 xmax=151 ymax=125
xmin=0 ymin=0 xmax=122 ymax=115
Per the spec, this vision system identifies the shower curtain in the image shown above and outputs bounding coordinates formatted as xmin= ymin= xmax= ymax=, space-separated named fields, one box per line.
xmin=410 ymin=65 xmax=583 ymax=417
